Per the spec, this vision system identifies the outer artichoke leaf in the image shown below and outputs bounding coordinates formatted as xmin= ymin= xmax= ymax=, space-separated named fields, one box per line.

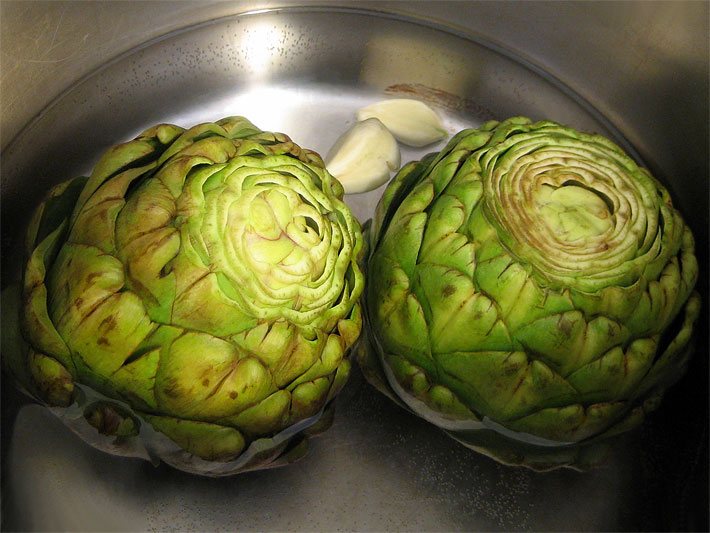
xmin=73 ymin=138 xmax=164 ymax=224
xmin=486 ymin=116 xmax=533 ymax=142
xmin=419 ymin=195 xmax=477 ymax=274
xmin=154 ymin=155 xmax=216 ymax=198
xmin=232 ymin=139 xmax=273 ymax=158
xmin=172 ymin=272 xmax=257 ymax=337
xmin=216 ymin=116 xmax=262 ymax=138
xmin=224 ymin=389 xmax=291 ymax=437
xmin=415 ymin=264 xmax=511 ymax=353
xmin=427 ymin=384 xmax=477 ymax=419
xmin=378 ymin=210 xmax=429 ymax=278
xmin=290 ymin=376 xmax=331 ymax=420
xmin=566 ymin=337 xmax=657 ymax=403
xmin=252 ymin=131 xmax=322 ymax=167
xmin=131 ymin=324 xmax=185 ymax=354
xmin=624 ymin=276 xmax=672 ymax=337
xmin=65 ymin=292 xmax=155 ymax=378
xmin=368 ymin=259 xmax=434 ymax=376
xmin=642 ymin=206 xmax=682 ymax=282
xmin=385 ymin=352 xmax=434 ymax=399
xmin=137 ymin=123 xmax=185 ymax=146
xmin=287 ymin=333 xmax=345 ymax=389
xmin=84 ymin=401 xmax=140 ymax=438
xmin=337 ymin=303 xmax=362 ymax=348
xmin=25 ymin=176 xmax=88 ymax=254
xmin=115 ymin=176 xmax=177 ymax=248
xmin=176 ymin=163 xmax=227 ymax=227
xmin=650 ymin=257 xmax=686 ymax=332
xmin=678 ymin=227 xmax=699 ymax=307
xmin=515 ymin=311 xmax=587 ymax=375
xmin=382 ymin=173 xmax=434 ymax=229
xmin=625 ymin=256 xmax=690 ymax=338
xmin=325 ymin=358 xmax=351 ymax=403
xmin=471 ymin=235 xmax=575 ymax=333
xmin=586 ymin=402 xmax=648 ymax=443
xmin=370 ymin=159 xmax=427 ymax=253
xmin=421 ymin=126 xmax=494 ymax=177
xmin=442 ymin=171 xmax=484 ymax=217
xmin=48 ymin=243 xmax=125 ymax=330
xmin=157 ymin=123 xmax=236 ymax=165
xmin=437 ymin=351 xmax=578 ymax=421
xmin=230 ymin=321 xmax=283 ymax=369
xmin=27 ymin=348 xmax=75 ymax=407
xmin=119 ymin=227 xmax=180 ymax=322
xmin=275 ymin=330 xmax=325 ymax=389
xmin=171 ymin=229 xmax=211 ymax=294
xmin=70 ymin=199 xmax=126 ymax=254
xmin=23 ymin=283 xmax=73 ymax=370
xmin=506 ymin=281 xmax=576 ymax=334
xmin=70 ymin=162 xmax=159 ymax=253
xmin=570 ymin=282 xmax=643 ymax=324
xmin=633 ymin=291 xmax=700 ymax=398
xmin=574 ymin=315 xmax=629 ymax=371
xmin=385 ymin=352 xmax=476 ymax=419
xmin=22 ymin=222 xmax=72 ymax=367
xmin=143 ymin=414 xmax=246 ymax=462
xmin=505 ymin=401 xmax=627 ymax=443
xmin=466 ymin=203 xmax=504 ymax=263
xmin=170 ymin=135 xmax=239 ymax=164
xmin=424 ymin=147 xmax=474 ymax=198
xmin=155 ymin=331 xmax=274 ymax=420
xmin=109 ymin=347 xmax=161 ymax=410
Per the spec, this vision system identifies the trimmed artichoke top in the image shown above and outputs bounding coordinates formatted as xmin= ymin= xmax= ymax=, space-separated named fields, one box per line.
xmin=366 ymin=117 xmax=699 ymax=448
xmin=16 ymin=117 xmax=364 ymax=466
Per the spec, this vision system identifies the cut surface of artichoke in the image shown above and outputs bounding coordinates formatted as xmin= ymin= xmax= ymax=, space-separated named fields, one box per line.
xmin=356 ymin=98 xmax=447 ymax=147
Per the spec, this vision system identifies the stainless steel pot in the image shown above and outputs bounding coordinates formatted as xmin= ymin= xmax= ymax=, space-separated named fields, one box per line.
xmin=2 ymin=2 xmax=707 ymax=530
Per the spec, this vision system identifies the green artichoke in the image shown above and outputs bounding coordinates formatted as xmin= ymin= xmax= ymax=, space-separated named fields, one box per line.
xmin=6 ymin=117 xmax=364 ymax=475
xmin=362 ymin=117 xmax=700 ymax=470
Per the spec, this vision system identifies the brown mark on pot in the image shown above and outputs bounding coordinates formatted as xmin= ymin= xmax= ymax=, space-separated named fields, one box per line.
xmin=385 ymin=83 xmax=496 ymax=121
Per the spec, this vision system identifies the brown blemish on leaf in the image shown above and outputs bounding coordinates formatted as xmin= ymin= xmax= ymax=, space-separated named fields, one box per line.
xmin=558 ymin=315 xmax=574 ymax=337
xmin=442 ymin=285 xmax=456 ymax=297
xmin=99 ymin=315 xmax=117 ymax=332
xmin=161 ymin=378 xmax=181 ymax=399
xmin=86 ymin=272 xmax=103 ymax=285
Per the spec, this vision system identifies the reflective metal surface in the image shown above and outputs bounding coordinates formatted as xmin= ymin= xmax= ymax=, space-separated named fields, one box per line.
xmin=1 ymin=3 xmax=707 ymax=531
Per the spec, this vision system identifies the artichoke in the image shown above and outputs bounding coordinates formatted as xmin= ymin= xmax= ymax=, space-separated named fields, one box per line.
xmin=5 ymin=116 xmax=364 ymax=475
xmin=361 ymin=117 xmax=700 ymax=470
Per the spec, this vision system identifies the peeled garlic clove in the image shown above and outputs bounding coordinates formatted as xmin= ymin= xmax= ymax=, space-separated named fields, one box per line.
xmin=356 ymin=98 xmax=447 ymax=147
xmin=325 ymin=118 xmax=401 ymax=194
